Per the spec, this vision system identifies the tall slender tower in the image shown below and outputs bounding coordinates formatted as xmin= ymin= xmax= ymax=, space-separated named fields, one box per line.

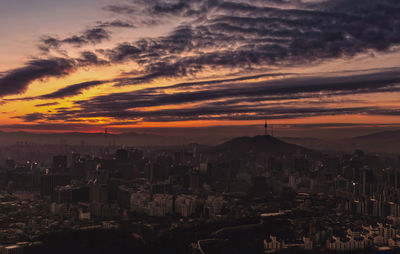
xmin=264 ymin=120 xmax=268 ymax=136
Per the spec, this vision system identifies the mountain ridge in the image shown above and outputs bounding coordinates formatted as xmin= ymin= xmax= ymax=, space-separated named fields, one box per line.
xmin=207 ymin=135 xmax=319 ymax=158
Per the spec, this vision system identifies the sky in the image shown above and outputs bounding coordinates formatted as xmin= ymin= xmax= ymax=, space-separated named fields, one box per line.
xmin=1 ymin=0 xmax=400 ymax=136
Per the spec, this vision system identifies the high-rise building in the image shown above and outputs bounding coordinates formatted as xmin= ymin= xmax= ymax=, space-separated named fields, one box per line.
xmin=90 ymin=184 xmax=109 ymax=204
xmin=52 ymin=155 xmax=67 ymax=173
xmin=40 ymin=174 xmax=70 ymax=196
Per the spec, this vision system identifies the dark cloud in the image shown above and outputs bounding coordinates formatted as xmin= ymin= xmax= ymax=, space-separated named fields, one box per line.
xmin=6 ymin=0 xmax=400 ymax=127
xmin=103 ymin=4 xmax=137 ymax=15
xmin=4 ymin=80 xmax=107 ymax=102
xmin=34 ymin=102 xmax=60 ymax=107
xmin=39 ymin=28 xmax=111 ymax=51
xmin=38 ymin=36 xmax=62 ymax=52
xmin=35 ymin=0 xmax=400 ymax=85
xmin=96 ymin=20 xmax=136 ymax=28
xmin=4 ymin=73 xmax=289 ymax=104
xmin=75 ymin=69 xmax=400 ymax=112
xmin=102 ymin=1 xmax=203 ymax=26
xmin=106 ymin=43 xmax=142 ymax=62
xmin=63 ymin=28 xmax=111 ymax=46
xmin=24 ymin=103 xmax=400 ymax=123
xmin=77 ymin=51 xmax=109 ymax=66
xmin=0 ymin=123 xmax=101 ymax=131
xmin=20 ymin=68 xmax=399 ymax=123
xmin=38 ymin=80 xmax=106 ymax=99
xmin=99 ymin=0 xmax=400 ymax=85
xmin=128 ymin=107 xmax=370 ymax=122
xmin=13 ymin=113 xmax=46 ymax=122
xmin=0 ymin=58 xmax=75 ymax=98
xmin=0 ymin=52 xmax=111 ymax=100
xmin=118 ymin=72 xmax=293 ymax=90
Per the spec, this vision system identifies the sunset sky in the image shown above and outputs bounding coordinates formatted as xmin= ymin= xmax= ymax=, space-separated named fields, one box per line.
xmin=1 ymin=0 xmax=400 ymax=134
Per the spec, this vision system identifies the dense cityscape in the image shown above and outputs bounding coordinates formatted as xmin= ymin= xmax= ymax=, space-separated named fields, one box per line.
xmin=0 ymin=132 xmax=398 ymax=253
xmin=1 ymin=0 xmax=400 ymax=253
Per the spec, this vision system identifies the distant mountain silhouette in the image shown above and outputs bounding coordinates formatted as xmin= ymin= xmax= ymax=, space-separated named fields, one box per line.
xmin=206 ymin=135 xmax=318 ymax=158
xmin=353 ymin=130 xmax=400 ymax=141
xmin=280 ymin=130 xmax=400 ymax=154
xmin=281 ymin=137 xmax=327 ymax=150
xmin=347 ymin=130 xmax=400 ymax=153
xmin=0 ymin=131 xmax=168 ymax=147
xmin=0 ymin=131 xmax=228 ymax=147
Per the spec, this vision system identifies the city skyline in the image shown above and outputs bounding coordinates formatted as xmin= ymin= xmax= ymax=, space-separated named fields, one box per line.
xmin=1 ymin=0 xmax=400 ymax=133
